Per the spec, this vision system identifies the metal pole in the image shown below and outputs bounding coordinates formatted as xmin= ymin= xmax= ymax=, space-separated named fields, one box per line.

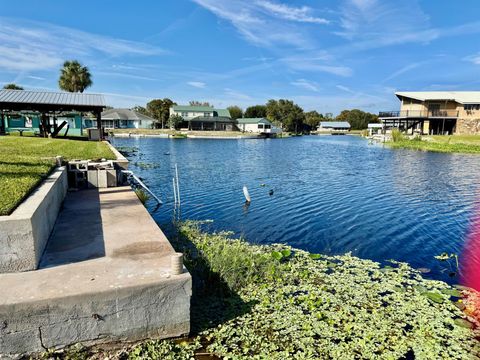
xmin=0 ymin=111 xmax=5 ymax=135
xmin=175 ymin=164 xmax=181 ymax=207
xmin=173 ymin=177 xmax=177 ymax=207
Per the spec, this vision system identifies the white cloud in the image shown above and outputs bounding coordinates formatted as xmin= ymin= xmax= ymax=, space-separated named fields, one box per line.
xmin=188 ymin=81 xmax=206 ymax=88
xmin=336 ymin=85 xmax=354 ymax=93
xmin=464 ymin=53 xmax=480 ymax=65
xmin=224 ymin=88 xmax=252 ymax=100
xmin=291 ymin=79 xmax=319 ymax=92
xmin=27 ymin=75 xmax=45 ymax=80
xmin=383 ymin=62 xmax=425 ymax=82
xmin=96 ymin=72 xmax=158 ymax=81
xmin=256 ymin=1 xmax=329 ymax=24
xmin=334 ymin=0 xmax=442 ymax=53
xmin=191 ymin=0 xmax=327 ymax=48
xmin=0 ymin=17 xmax=164 ymax=72
xmin=281 ymin=56 xmax=353 ymax=77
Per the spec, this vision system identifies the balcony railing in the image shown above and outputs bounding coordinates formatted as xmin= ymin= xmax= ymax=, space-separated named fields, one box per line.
xmin=378 ymin=110 xmax=459 ymax=118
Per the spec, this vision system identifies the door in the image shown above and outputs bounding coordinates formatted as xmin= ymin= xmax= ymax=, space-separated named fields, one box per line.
xmin=428 ymin=103 xmax=441 ymax=117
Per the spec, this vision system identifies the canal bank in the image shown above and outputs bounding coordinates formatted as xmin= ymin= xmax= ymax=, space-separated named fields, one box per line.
xmin=36 ymin=222 xmax=480 ymax=359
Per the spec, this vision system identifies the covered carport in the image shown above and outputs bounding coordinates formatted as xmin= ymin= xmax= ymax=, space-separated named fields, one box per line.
xmin=0 ymin=89 xmax=106 ymax=138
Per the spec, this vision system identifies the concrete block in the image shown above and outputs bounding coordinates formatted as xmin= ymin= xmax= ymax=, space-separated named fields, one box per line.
xmin=106 ymin=170 xmax=117 ymax=187
xmin=97 ymin=170 xmax=107 ymax=188
xmin=0 ymin=168 xmax=68 ymax=273
xmin=87 ymin=170 xmax=98 ymax=188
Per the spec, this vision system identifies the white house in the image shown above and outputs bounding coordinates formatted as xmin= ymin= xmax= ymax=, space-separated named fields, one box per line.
xmin=317 ymin=121 xmax=351 ymax=134
xmin=169 ymin=105 xmax=235 ymax=130
xmin=237 ymin=118 xmax=281 ymax=134
xmin=367 ymin=123 xmax=384 ymax=136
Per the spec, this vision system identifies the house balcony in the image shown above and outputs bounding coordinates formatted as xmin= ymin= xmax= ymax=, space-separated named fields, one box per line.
xmin=378 ymin=110 xmax=458 ymax=119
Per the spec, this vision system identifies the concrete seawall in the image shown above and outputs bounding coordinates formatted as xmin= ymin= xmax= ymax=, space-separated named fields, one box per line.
xmin=0 ymin=187 xmax=191 ymax=356
xmin=0 ymin=167 xmax=68 ymax=273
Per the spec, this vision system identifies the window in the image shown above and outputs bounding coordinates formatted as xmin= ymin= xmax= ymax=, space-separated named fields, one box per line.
xmin=464 ymin=104 xmax=480 ymax=111
xmin=204 ymin=112 xmax=211 ymax=117
xmin=258 ymin=124 xmax=264 ymax=129
xmin=181 ymin=112 xmax=188 ymax=117
xmin=264 ymin=124 xmax=271 ymax=129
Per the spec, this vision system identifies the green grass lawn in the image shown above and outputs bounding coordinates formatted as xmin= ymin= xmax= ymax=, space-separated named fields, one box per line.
xmin=389 ymin=134 xmax=480 ymax=154
xmin=0 ymin=136 xmax=114 ymax=215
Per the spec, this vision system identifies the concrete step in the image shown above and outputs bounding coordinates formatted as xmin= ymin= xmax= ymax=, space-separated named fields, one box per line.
xmin=0 ymin=187 xmax=191 ymax=356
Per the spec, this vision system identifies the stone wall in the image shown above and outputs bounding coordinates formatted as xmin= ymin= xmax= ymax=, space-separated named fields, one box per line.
xmin=0 ymin=167 xmax=68 ymax=273
xmin=456 ymin=118 xmax=480 ymax=135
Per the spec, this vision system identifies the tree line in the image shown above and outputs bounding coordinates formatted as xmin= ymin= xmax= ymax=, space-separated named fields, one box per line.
xmin=127 ymin=98 xmax=379 ymax=131
xmin=2 ymin=59 xmax=379 ymax=131
xmin=227 ymin=100 xmax=379 ymax=132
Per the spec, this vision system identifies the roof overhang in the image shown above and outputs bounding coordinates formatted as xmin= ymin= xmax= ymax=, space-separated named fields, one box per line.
xmin=0 ymin=89 xmax=106 ymax=113
xmin=395 ymin=91 xmax=480 ymax=104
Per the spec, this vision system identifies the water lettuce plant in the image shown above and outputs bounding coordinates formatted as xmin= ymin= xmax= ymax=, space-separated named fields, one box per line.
xmin=43 ymin=221 xmax=480 ymax=359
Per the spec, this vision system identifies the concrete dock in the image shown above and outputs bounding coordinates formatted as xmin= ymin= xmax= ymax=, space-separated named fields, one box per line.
xmin=0 ymin=187 xmax=191 ymax=356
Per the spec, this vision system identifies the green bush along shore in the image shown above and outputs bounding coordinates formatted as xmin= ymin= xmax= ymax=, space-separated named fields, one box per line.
xmin=387 ymin=132 xmax=480 ymax=154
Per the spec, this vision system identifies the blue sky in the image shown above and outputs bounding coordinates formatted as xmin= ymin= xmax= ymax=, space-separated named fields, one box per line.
xmin=1 ymin=0 xmax=480 ymax=114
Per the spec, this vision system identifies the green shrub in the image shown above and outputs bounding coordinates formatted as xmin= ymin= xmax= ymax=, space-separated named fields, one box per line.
xmin=40 ymin=223 xmax=480 ymax=359
xmin=391 ymin=128 xmax=404 ymax=142
xmin=134 ymin=188 xmax=149 ymax=204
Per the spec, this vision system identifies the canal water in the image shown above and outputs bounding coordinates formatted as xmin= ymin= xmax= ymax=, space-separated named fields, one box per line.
xmin=111 ymin=135 xmax=480 ymax=283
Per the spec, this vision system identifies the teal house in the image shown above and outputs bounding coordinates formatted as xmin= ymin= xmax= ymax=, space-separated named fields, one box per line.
xmin=4 ymin=112 xmax=85 ymax=136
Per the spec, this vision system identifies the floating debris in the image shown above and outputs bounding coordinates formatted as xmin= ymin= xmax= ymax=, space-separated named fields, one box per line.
xmin=269 ymin=189 xmax=274 ymax=196
xmin=417 ymin=267 xmax=431 ymax=274
xmin=243 ymin=185 xmax=251 ymax=203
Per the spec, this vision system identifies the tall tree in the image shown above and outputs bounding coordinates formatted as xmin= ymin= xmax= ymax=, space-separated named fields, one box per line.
xmin=335 ymin=109 xmax=379 ymax=130
xmin=266 ymin=99 xmax=305 ymax=133
xmin=3 ymin=83 xmax=23 ymax=90
xmin=244 ymin=105 xmax=267 ymax=118
xmin=131 ymin=105 xmax=149 ymax=116
xmin=58 ymin=60 xmax=92 ymax=93
xmin=146 ymin=98 xmax=176 ymax=128
xmin=227 ymin=106 xmax=243 ymax=120
xmin=189 ymin=100 xmax=211 ymax=107
xmin=168 ymin=114 xmax=183 ymax=130
xmin=304 ymin=110 xmax=324 ymax=130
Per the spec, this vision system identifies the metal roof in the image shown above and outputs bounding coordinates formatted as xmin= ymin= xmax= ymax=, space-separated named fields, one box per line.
xmin=214 ymin=108 xmax=231 ymax=118
xmin=396 ymin=91 xmax=480 ymax=104
xmin=0 ymin=89 xmax=106 ymax=107
xmin=101 ymin=108 xmax=156 ymax=121
xmin=237 ymin=117 xmax=272 ymax=124
xmin=172 ymin=105 xmax=214 ymax=112
xmin=319 ymin=121 xmax=351 ymax=129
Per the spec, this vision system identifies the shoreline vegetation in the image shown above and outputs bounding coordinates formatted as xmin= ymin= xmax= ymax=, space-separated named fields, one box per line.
xmin=0 ymin=137 xmax=114 ymax=216
xmin=42 ymin=221 xmax=480 ymax=359
xmin=109 ymin=128 xmax=363 ymax=138
xmin=385 ymin=132 xmax=480 ymax=154
xmin=109 ymin=129 xmax=259 ymax=138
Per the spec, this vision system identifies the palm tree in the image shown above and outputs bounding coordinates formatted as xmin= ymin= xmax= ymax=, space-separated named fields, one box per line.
xmin=3 ymin=83 xmax=23 ymax=90
xmin=58 ymin=60 xmax=92 ymax=93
